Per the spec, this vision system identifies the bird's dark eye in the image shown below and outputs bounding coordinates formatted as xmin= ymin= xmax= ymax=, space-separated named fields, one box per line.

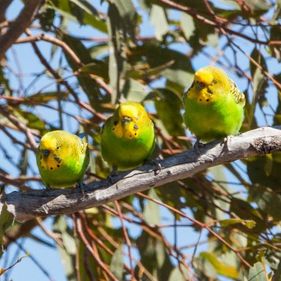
xmin=42 ymin=149 xmax=50 ymax=157
xmin=113 ymin=120 xmax=118 ymax=125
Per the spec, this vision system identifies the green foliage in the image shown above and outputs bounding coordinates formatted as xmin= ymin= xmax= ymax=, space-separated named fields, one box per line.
xmin=47 ymin=0 xmax=107 ymax=32
xmin=200 ymin=252 xmax=239 ymax=279
xmin=248 ymin=262 xmax=268 ymax=281
xmin=0 ymin=203 xmax=14 ymax=257
xmin=136 ymin=230 xmax=174 ymax=280
xmin=150 ymin=88 xmax=185 ymax=137
xmin=110 ymin=246 xmax=124 ymax=279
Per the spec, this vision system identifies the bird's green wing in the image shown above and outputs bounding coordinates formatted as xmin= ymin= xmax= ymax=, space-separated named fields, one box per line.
xmin=230 ymin=79 xmax=245 ymax=106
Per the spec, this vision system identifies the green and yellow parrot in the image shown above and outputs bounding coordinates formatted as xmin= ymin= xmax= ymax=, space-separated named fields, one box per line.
xmin=36 ymin=130 xmax=89 ymax=188
xmin=184 ymin=66 xmax=245 ymax=142
xmin=101 ymin=101 xmax=155 ymax=171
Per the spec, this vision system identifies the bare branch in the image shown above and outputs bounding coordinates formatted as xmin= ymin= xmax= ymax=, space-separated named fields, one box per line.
xmin=0 ymin=0 xmax=12 ymax=24
xmin=16 ymin=33 xmax=82 ymax=67
xmin=3 ymin=219 xmax=38 ymax=247
xmin=0 ymin=0 xmax=43 ymax=60
xmin=1 ymin=126 xmax=281 ymax=222
xmin=16 ymin=33 xmax=113 ymax=96
xmin=0 ymin=254 xmax=28 ymax=276
xmin=158 ymin=0 xmax=280 ymax=46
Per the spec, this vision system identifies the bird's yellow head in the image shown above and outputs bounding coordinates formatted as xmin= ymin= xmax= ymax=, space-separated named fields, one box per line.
xmin=111 ymin=102 xmax=145 ymax=139
xmin=39 ymin=134 xmax=57 ymax=153
xmin=195 ymin=67 xmax=214 ymax=85
xmin=37 ymin=131 xmax=63 ymax=171
xmin=188 ymin=66 xmax=231 ymax=103
xmin=194 ymin=66 xmax=230 ymax=87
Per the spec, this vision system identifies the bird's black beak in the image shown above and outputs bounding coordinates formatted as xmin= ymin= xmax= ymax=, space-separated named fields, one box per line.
xmin=121 ymin=116 xmax=132 ymax=124
xmin=42 ymin=149 xmax=50 ymax=157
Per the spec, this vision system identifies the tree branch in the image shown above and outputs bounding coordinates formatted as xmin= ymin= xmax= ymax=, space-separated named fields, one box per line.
xmin=0 ymin=0 xmax=43 ymax=60
xmin=0 ymin=0 xmax=12 ymax=24
xmin=1 ymin=126 xmax=281 ymax=222
xmin=158 ymin=0 xmax=279 ymax=46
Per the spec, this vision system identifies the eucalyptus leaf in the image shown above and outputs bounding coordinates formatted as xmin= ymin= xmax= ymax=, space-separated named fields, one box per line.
xmin=250 ymin=48 xmax=269 ymax=107
xmin=26 ymin=91 xmax=69 ymax=103
xmin=180 ymin=13 xmax=195 ymax=40
xmin=53 ymin=216 xmax=77 ymax=281
xmin=136 ymin=230 xmax=174 ymax=280
xmin=248 ymin=262 xmax=267 ymax=281
xmin=110 ymin=245 xmax=124 ymax=280
xmin=62 ymin=34 xmax=109 ymax=111
xmin=150 ymin=4 xmax=169 ymax=40
xmin=143 ymin=189 xmax=161 ymax=226
xmin=122 ymin=78 xmax=146 ymax=102
xmin=48 ymin=0 xmax=107 ymax=32
xmin=0 ymin=203 xmax=14 ymax=257
xmin=149 ymin=88 xmax=185 ymax=137
xmin=168 ymin=266 xmax=190 ymax=281
xmin=129 ymin=44 xmax=194 ymax=88
xmin=219 ymin=218 xmax=256 ymax=229
xmin=200 ymin=252 xmax=239 ymax=279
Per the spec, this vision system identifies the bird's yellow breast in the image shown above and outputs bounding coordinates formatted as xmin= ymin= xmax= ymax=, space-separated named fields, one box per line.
xmin=187 ymin=84 xmax=216 ymax=104
xmin=39 ymin=154 xmax=62 ymax=171
xmin=38 ymin=132 xmax=65 ymax=170
xmin=113 ymin=121 xmax=139 ymax=139
xmin=38 ymin=147 xmax=63 ymax=170
xmin=110 ymin=102 xmax=146 ymax=140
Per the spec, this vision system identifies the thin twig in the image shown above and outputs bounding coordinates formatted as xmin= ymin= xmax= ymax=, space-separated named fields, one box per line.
xmin=158 ymin=0 xmax=279 ymax=46
xmin=16 ymin=32 xmax=113 ymax=97
xmin=114 ymin=201 xmax=135 ymax=281
xmin=35 ymin=217 xmax=63 ymax=247
xmin=137 ymin=192 xmax=251 ymax=268
xmin=0 ymin=254 xmax=28 ymax=276
xmin=75 ymin=215 xmax=119 ymax=281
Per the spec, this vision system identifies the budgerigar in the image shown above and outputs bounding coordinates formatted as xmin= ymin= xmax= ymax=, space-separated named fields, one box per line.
xmin=101 ymin=101 xmax=155 ymax=171
xmin=184 ymin=66 xmax=245 ymax=142
xmin=36 ymin=130 xmax=89 ymax=188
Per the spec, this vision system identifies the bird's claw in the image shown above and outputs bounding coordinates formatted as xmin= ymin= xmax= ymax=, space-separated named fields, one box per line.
xmin=77 ymin=182 xmax=86 ymax=196
xmin=152 ymin=159 xmax=162 ymax=175
xmin=223 ymin=135 xmax=232 ymax=143
xmin=194 ymin=139 xmax=205 ymax=154
xmin=107 ymin=169 xmax=119 ymax=185
xmin=222 ymin=135 xmax=232 ymax=151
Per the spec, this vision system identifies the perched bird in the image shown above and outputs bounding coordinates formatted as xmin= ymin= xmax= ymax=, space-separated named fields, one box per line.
xmin=101 ymin=101 xmax=155 ymax=171
xmin=36 ymin=130 xmax=89 ymax=189
xmin=184 ymin=66 xmax=245 ymax=142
